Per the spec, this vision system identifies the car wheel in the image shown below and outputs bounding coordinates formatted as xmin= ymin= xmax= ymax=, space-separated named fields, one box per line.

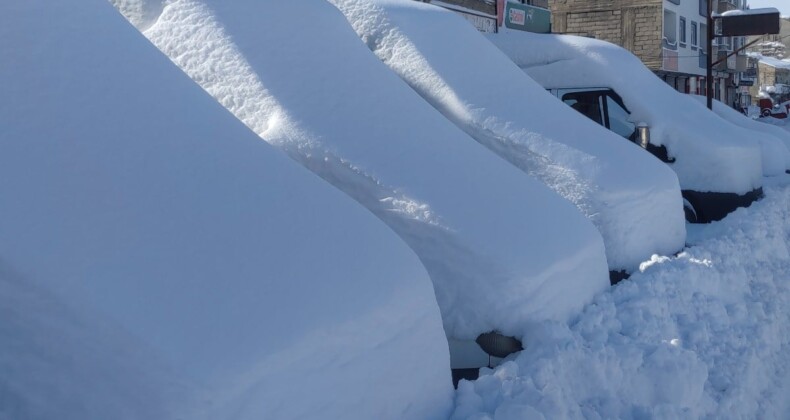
xmin=762 ymin=109 xmax=772 ymax=117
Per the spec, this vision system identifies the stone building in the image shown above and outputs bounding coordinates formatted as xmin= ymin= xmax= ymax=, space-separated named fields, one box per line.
xmin=750 ymin=56 xmax=790 ymax=103
xmin=549 ymin=0 xmax=749 ymax=105
xmin=748 ymin=17 xmax=790 ymax=59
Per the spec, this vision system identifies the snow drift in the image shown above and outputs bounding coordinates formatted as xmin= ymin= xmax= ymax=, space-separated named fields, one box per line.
xmin=117 ymin=0 xmax=611 ymax=339
xmin=489 ymin=32 xmax=765 ymax=193
xmin=331 ymin=0 xmax=686 ymax=272
xmin=0 ymin=0 xmax=453 ymax=418
xmin=453 ymin=176 xmax=790 ymax=419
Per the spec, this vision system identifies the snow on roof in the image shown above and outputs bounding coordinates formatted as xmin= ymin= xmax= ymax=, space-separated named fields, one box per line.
xmin=119 ymin=0 xmax=610 ymax=339
xmin=330 ymin=0 xmax=686 ymax=271
xmin=719 ymin=7 xmax=780 ymax=16
xmin=759 ymin=55 xmax=790 ymax=69
xmin=0 ymin=0 xmax=453 ymax=417
xmin=489 ymin=31 xmax=766 ymax=192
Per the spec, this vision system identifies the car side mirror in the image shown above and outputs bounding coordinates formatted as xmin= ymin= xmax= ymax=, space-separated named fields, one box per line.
xmin=635 ymin=122 xmax=675 ymax=163
xmin=636 ymin=122 xmax=650 ymax=149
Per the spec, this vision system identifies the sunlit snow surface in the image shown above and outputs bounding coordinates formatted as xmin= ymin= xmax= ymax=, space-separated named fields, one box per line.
xmin=0 ymin=0 xmax=453 ymax=418
xmin=687 ymin=95 xmax=790 ymax=173
xmin=114 ymin=0 xmax=610 ymax=338
xmin=454 ymin=173 xmax=790 ymax=419
xmin=490 ymin=31 xmax=766 ymax=192
xmin=330 ymin=0 xmax=685 ymax=273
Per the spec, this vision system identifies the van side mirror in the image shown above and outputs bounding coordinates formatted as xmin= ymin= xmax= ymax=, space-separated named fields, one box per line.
xmin=635 ymin=122 xmax=675 ymax=163
xmin=636 ymin=122 xmax=650 ymax=149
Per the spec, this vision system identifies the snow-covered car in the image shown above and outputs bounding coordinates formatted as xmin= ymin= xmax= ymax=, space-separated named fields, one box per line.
xmin=113 ymin=0 xmax=611 ymax=381
xmin=1 ymin=0 xmax=453 ymax=417
xmin=546 ymin=86 xmax=767 ymax=222
xmin=331 ymin=0 xmax=686 ymax=277
xmin=687 ymin=94 xmax=790 ymax=175
xmin=489 ymin=32 xmax=766 ymax=223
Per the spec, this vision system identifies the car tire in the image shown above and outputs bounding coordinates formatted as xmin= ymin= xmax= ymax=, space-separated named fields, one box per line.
xmin=762 ymin=109 xmax=772 ymax=117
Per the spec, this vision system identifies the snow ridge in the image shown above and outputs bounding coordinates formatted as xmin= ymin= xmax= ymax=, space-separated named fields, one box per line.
xmin=330 ymin=0 xmax=686 ymax=271
xmin=117 ymin=0 xmax=611 ymax=338
xmin=145 ymin=0 xmax=445 ymax=226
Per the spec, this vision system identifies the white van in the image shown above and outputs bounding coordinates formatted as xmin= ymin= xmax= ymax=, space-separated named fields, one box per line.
xmin=549 ymin=87 xmax=762 ymax=223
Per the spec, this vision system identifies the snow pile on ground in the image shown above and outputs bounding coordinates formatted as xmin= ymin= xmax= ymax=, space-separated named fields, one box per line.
xmin=453 ymin=176 xmax=790 ymax=419
xmin=331 ymin=0 xmax=685 ymax=272
xmin=1 ymin=0 xmax=453 ymax=418
xmin=118 ymin=0 xmax=611 ymax=339
xmin=490 ymin=32 xmax=765 ymax=192
xmin=688 ymin=95 xmax=790 ymax=173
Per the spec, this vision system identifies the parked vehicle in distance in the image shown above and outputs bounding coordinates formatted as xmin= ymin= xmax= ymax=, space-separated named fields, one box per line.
xmin=549 ymin=87 xmax=762 ymax=223
xmin=759 ymin=98 xmax=788 ymax=119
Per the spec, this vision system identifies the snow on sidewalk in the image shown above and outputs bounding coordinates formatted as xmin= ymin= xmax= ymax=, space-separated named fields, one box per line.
xmin=453 ymin=176 xmax=790 ymax=419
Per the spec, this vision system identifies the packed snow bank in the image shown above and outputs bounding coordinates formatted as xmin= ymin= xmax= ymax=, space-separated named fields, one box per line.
xmin=125 ymin=0 xmax=611 ymax=338
xmin=453 ymin=176 xmax=790 ymax=419
xmin=688 ymin=95 xmax=790 ymax=175
xmin=490 ymin=32 xmax=763 ymax=194
xmin=331 ymin=0 xmax=685 ymax=272
xmin=1 ymin=0 xmax=452 ymax=418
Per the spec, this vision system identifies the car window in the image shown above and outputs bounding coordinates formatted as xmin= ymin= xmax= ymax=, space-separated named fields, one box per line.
xmin=562 ymin=92 xmax=603 ymax=125
xmin=605 ymin=94 xmax=636 ymax=139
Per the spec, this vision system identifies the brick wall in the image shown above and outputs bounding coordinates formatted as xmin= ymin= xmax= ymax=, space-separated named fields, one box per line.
xmin=550 ymin=0 xmax=663 ymax=70
xmin=759 ymin=63 xmax=776 ymax=87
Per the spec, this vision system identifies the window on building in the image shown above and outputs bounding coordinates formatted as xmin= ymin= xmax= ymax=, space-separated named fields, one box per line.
xmin=700 ymin=23 xmax=707 ymax=52
xmin=725 ymin=36 xmax=732 ymax=50
xmin=691 ymin=21 xmax=698 ymax=49
xmin=699 ymin=0 xmax=708 ymax=17
xmin=664 ymin=9 xmax=678 ymax=48
xmin=679 ymin=17 xmax=687 ymax=46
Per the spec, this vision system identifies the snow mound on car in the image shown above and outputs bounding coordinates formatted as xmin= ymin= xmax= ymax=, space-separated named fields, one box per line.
xmin=689 ymin=94 xmax=790 ymax=173
xmin=119 ymin=0 xmax=611 ymax=339
xmin=1 ymin=0 xmax=451 ymax=417
xmin=490 ymin=31 xmax=763 ymax=194
xmin=331 ymin=0 xmax=686 ymax=271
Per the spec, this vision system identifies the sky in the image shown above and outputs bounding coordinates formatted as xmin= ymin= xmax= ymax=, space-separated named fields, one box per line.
xmin=747 ymin=0 xmax=790 ymax=16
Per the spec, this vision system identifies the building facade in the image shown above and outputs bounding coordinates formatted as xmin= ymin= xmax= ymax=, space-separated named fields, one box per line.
xmin=549 ymin=0 xmax=749 ymax=105
xmin=751 ymin=57 xmax=790 ymax=103
xmin=418 ymin=0 xmax=551 ymax=34
xmin=748 ymin=17 xmax=790 ymax=59
xmin=743 ymin=18 xmax=790 ymax=104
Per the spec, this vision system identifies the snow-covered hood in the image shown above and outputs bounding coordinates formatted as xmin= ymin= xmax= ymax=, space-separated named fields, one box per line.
xmin=489 ymin=31 xmax=764 ymax=194
xmin=331 ymin=0 xmax=686 ymax=271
